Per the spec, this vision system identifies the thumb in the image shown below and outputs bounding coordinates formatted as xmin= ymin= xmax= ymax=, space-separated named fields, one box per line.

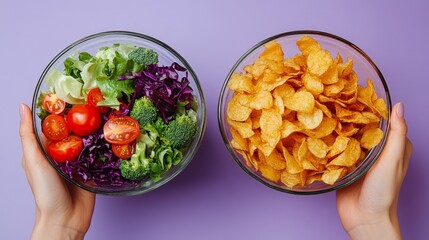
xmin=19 ymin=104 xmax=47 ymax=170
xmin=369 ymin=102 xmax=408 ymax=177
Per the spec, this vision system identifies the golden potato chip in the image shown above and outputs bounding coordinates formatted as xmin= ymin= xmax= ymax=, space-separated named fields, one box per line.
xmin=248 ymin=91 xmax=273 ymax=110
xmin=328 ymin=138 xmax=361 ymax=167
xmin=307 ymin=49 xmax=333 ymax=76
xmin=360 ymin=127 xmax=383 ymax=150
xmin=281 ymin=120 xmax=301 ymax=138
xmin=315 ymin=100 xmax=332 ymax=118
xmin=327 ymin=136 xmax=350 ymax=158
xmin=321 ymin=59 xmax=339 ymax=85
xmin=335 ymin=123 xmax=360 ymax=137
xmin=259 ymin=164 xmax=281 ymax=182
xmin=302 ymin=117 xmax=337 ymax=139
xmin=281 ymin=170 xmax=302 ymax=187
xmin=281 ymin=144 xmax=303 ymax=174
xmin=337 ymin=58 xmax=353 ymax=77
xmin=297 ymin=108 xmax=323 ymax=129
xmin=373 ymin=98 xmax=388 ymax=119
xmin=302 ymin=73 xmax=324 ymax=95
xmin=227 ymin=118 xmax=254 ymax=138
xmin=296 ymin=35 xmax=322 ymax=56
xmin=227 ymin=73 xmax=254 ymax=93
xmin=227 ymin=95 xmax=252 ymax=121
xmin=284 ymin=90 xmax=315 ymax=113
xmin=266 ymin=149 xmax=286 ymax=170
xmin=274 ymin=95 xmax=284 ymax=115
xmin=322 ymin=168 xmax=345 ymax=185
xmin=323 ymin=78 xmax=345 ymax=97
xmin=307 ymin=137 xmax=330 ymax=159
xmin=260 ymin=108 xmax=282 ymax=135
xmin=273 ymin=83 xmax=295 ymax=102
xmin=230 ymin=128 xmax=248 ymax=151
xmin=306 ymin=173 xmax=323 ymax=185
xmin=256 ymin=75 xmax=291 ymax=92
xmin=260 ymin=40 xmax=284 ymax=62
xmin=284 ymin=57 xmax=302 ymax=73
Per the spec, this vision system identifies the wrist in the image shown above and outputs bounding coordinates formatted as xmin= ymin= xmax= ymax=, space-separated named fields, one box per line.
xmin=346 ymin=214 xmax=401 ymax=240
xmin=31 ymin=217 xmax=86 ymax=240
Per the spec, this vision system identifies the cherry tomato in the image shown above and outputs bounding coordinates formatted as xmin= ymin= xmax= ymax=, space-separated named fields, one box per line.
xmin=42 ymin=114 xmax=69 ymax=141
xmin=47 ymin=135 xmax=83 ymax=162
xmin=42 ymin=93 xmax=66 ymax=114
xmin=103 ymin=116 xmax=140 ymax=145
xmin=112 ymin=141 xmax=136 ymax=159
xmin=66 ymin=104 xmax=102 ymax=136
xmin=87 ymin=88 xmax=110 ymax=113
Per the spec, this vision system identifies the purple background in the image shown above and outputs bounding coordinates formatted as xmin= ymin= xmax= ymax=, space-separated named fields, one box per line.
xmin=1 ymin=0 xmax=428 ymax=239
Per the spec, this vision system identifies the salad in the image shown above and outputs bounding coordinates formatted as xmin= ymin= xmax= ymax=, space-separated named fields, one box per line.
xmin=36 ymin=43 xmax=199 ymax=187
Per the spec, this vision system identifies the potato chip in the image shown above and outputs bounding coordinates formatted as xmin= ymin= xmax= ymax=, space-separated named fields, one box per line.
xmin=360 ymin=127 xmax=383 ymax=149
xmin=302 ymin=73 xmax=324 ymax=95
xmin=323 ymin=78 xmax=345 ymax=97
xmin=227 ymin=95 xmax=252 ymax=121
xmin=284 ymin=57 xmax=302 ymax=73
xmin=302 ymin=117 xmax=337 ymax=139
xmin=328 ymin=138 xmax=361 ymax=167
xmin=297 ymin=108 xmax=323 ymax=129
xmin=281 ymin=170 xmax=302 ymax=187
xmin=284 ymin=90 xmax=315 ymax=113
xmin=260 ymin=40 xmax=284 ymax=62
xmin=260 ymin=108 xmax=282 ymax=135
xmin=281 ymin=144 xmax=303 ymax=174
xmin=307 ymin=49 xmax=333 ymax=76
xmin=259 ymin=164 xmax=281 ymax=182
xmin=227 ymin=118 xmax=254 ymax=138
xmin=373 ymin=98 xmax=388 ymax=119
xmin=248 ymin=91 xmax=273 ymax=110
xmin=321 ymin=59 xmax=339 ymax=85
xmin=230 ymin=128 xmax=248 ymax=151
xmin=337 ymin=58 xmax=353 ymax=77
xmin=266 ymin=149 xmax=286 ymax=170
xmin=321 ymin=168 xmax=345 ymax=185
xmin=296 ymin=35 xmax=322 ymax=56
xmin=281 ymin=120 xmax=301 ymax=138
xmin=327 ymin=136 xmax=350 ymax=158
xmin=307 ymin=137 xmax=329 ymax=159
xmin=227 ymin=73 xmax=254 ymax=93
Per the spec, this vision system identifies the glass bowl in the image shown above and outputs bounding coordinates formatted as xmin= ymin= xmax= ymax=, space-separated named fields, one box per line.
xmin=32 ymin=31 xmax=206 ymax=196
xmin=218 ymin=30 xmax=391 ymax=195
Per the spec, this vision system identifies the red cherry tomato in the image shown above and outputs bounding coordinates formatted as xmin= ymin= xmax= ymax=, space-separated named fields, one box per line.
xmin=66 ymin=104 xmax=101 ymax=136
xmin=42 ymin=93 xmax=66 ymax=114
xmin=112 ymin=141 xmax=136 ymax=159
xmin=42 ymin=114 xmax=69 ymax=141
xmin=87 ymin=88 xmax=110 ymax=113
xmin=47 ymin=135 xmax=83 ymax=162
xmin=103 ymin=116 xmax=140 ymax=145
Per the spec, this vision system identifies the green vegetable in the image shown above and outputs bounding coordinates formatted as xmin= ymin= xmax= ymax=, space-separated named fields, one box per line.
xmin=128 ymin=47 xmax=159 ymax=72
xmin=130 ymin=97 xmax=158 ymax=126
xmin=119 ymin=124 xmax=183 ymax=181
xmin=162 ymin=113 xmax=198 ymax=149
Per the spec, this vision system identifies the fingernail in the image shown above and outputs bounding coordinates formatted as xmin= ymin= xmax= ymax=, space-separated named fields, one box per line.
xmin=396 ymin=102 xmax=404 ymax=118
xmin=19 ymin=103 xmax=25 ymax=120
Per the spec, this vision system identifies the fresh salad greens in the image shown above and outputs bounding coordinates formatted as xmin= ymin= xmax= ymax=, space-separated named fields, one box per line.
xmin=37 ymin=43 xmax=198 ymax=186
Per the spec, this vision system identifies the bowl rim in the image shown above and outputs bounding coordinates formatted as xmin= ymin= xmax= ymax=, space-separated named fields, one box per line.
xmin=217 ymin=30 xmax=391 ymax=195
xmin=32 ymin=30 xmax=207 ymax=196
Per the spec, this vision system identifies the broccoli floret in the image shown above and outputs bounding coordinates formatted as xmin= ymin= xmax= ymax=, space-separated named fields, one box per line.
xmin=130 ymin=97 xmax=158 ymax=126
xmin=119 ymin=142 xmax=151 ymax=181
xmin=163 ymin=114 xmax=198 ymax=149
xmin=128 ymin=47 xmax=159 ymax=66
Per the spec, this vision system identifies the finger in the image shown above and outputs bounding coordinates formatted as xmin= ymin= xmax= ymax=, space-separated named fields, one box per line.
xmin=370 ymin=102 xmax=408 ymax=175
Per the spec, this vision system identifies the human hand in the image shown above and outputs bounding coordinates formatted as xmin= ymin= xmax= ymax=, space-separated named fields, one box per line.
xmin=19 ymin=103 xmax=96 ymax=240
xmin=336 ymin=102 xmax=413 ymax=240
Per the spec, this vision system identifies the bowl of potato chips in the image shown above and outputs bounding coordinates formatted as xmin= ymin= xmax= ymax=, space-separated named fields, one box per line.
xmin=218 ymin=30 xmax=391 ymax=194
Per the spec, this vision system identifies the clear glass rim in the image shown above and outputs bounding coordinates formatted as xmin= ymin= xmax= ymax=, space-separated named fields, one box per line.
xmin=217 ymin=30 xmax=391 ymax=195
xmin=31 ymin=30 xmax=207 ymax=196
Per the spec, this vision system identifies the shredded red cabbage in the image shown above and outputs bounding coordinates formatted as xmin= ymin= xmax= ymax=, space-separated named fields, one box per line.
xmin=56 ymin=116 xmax=138 ymax=187
xmin=118 ymin=62 xmax=194 ymax=122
